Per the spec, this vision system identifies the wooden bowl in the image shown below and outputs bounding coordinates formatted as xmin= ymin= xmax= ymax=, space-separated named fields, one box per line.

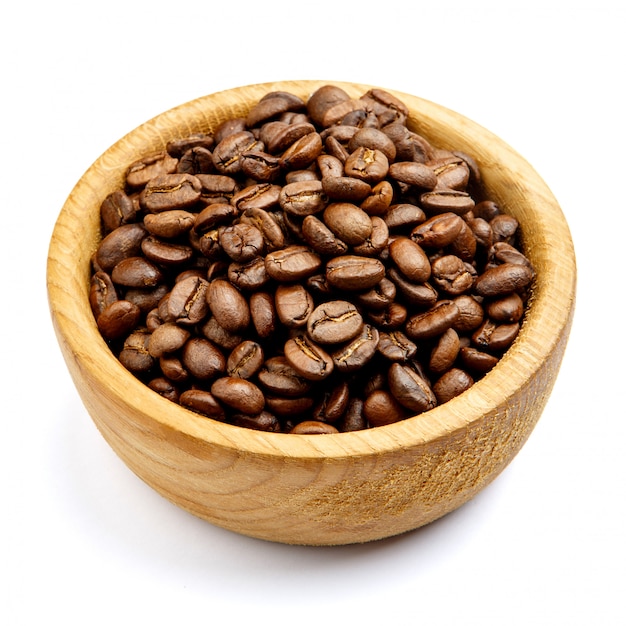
xmin=47 ymin=80 xmax=576 ymax=545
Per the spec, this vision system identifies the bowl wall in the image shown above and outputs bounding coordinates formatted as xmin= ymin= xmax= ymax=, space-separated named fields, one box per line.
xmin=47 ymin=80 xmax=576 ymax=545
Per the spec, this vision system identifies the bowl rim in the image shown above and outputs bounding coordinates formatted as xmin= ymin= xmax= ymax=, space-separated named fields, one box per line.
xmin=47 ymin=79 xmax=576 ymax=461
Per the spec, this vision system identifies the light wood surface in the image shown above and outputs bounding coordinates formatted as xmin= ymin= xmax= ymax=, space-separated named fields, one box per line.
xmin=47 ymin=80 xmax=576 ymax=545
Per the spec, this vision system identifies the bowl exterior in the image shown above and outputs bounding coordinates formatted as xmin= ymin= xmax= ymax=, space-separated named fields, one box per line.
xmin=47 ymin=81 xmax=576 ymax=545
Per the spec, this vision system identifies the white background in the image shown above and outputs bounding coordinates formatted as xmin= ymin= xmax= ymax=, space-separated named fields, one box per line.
xmin=2 ymin=2 xmax=624 ymax=624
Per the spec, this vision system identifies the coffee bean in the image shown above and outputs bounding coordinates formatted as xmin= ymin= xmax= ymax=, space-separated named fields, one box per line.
xmin=326 ymin=255 xmax=385 ymax=290
xmin=97 ymin=300 xmax=141 ymax=340
xmin=141 ymin=173 xmax=202 ymax=212
xmin=265 ymin=245 xmax=322 ymax=282
xmin=387 ymin=362 xmax=437 ymax=414
xmin=290 ymin=421 xmax=339 ymax=435
xmin=284 ymin=335 xmax=335 ymax=381
xmin=389 ymin=236 xmax=431 ymax=283
xmin=307 ymin=300 xmax=363 ymax=344
xmin=206 ymin=279 xmax=250 ymax=333
xmin=331 ymin=324 xmax=379 ymax=373
xmin=323 ymin=202 xmax=373 ymax=245
xmin=275 ymin=283 xmax=314 ymax=328
xmin=227 ymin=340 xmax=264 ymax=379
xmin=364 ymin=390 xmax=406 ymax=427
xmin=210 ymin=377 xmax=265 ymax=415
xmin=433 ymin=368 xmax=474 ymax=404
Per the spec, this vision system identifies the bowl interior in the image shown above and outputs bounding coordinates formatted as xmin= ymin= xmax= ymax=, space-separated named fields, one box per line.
xmin=47 ymin=80 xmax=576 ymax=461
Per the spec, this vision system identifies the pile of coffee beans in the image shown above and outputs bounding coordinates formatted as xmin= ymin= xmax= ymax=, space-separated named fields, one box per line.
xmin=90 ymin=85 xmax=535 ymax=434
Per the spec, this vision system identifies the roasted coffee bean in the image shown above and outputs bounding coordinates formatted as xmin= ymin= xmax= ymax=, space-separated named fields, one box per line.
xmin=323 ymin=202 xmax=373 ymax=245
xmin=91 ymin=85 xmax=535 ymax=433
xmin=141 ymin=236 xmax=194 ymax=266
xmin=126 ymin=151 xmax=178 ymax=189
xmin=111 ymin=256 xmax=163 ymax=288
xmin=451 ymin=295 xmax=484 ymax=332
xmin=377 ymin=330 xmax=418 ymax=362
xmin=211 ymin=377 xmax=265 ymax=415
xmin=181 ymin=337 xmax=226 ymax=380
xmin=179 ymin=389 xmax=226 ymax=420
xmin=141 ymin=173 xmax=202 ymax=212
xmin=301 ymin=215 xmax=349 ymax=256
xmin=199 ymin=317 xmax=243 ymax=351
xmin=249 ymin=291 xmax=277 ymax=338
xmin=411 ymin=212 xmax=464 ymax=248
xmin=275 ymin=283 xmax=314 ymax=328
xmin=431 ymin=254 xmax=475 ymax=295
xmin=389 ymin=161 xmax=437 ymax=189
xmin=240 ymin=150 xmax=282 ymax=182
xmin=101 ymin=190 xmax=137 ymax=232
xmin=472 ymin=319 xmax=520 ymax=352
xmin=387 ymin=268 xmax=439 ymax=309
xmin=147 ymin=377 xmax=180 ymax=403
xmin=166 ymin=132 xmax=214 ymax=158
xmin=265 ymin=245 xmax=322 ymax=282
xmin=307 ymin=300 xmax=363 ymax=344
xmin=490 ymin=214 xmax=519 ymax=244
xmin=430 ymin=155 xmax=470 ymax=190
xmin=212 ymin=131 xmax=259 ymax=175
xmin=474 ymin=262 xmax=534 ymax=297
xmin=148 ymin=322 xmax=190 ymax=358
xmin=312 ymin=381 xmax=350 ymax=423
xmin=485 ymin=292 xmax=525 ymax=323
xmin=119 ymin=329 xmax=154 ymax=373
xmin=227 ymin=340 xmax=264 ymax=379
xmin=433 ymin=368 xmax=474 ymax=404
xmin=429 ymin=328 xmax=460 ymax=374
xmin=232 ymin=411 xmax=281 ymax=432
xmin=367 ymin=302 xmax=407 ymax=329
xmin=356 ymin=277 xmax=396 ymax=311
xmin=321 ymin=176 xmax=372 ymax=202
xmin=95 ymin=223 xmax=147 ymax=272
xmin=364 ymin=390 xmax=406 ymax=427
xmin=331 ymin=324 xmax=379 ymax=373
xmin=449 ymin=219 xmax=477 ymax=262
xmin=97 ymin=300 xmax=141 ymax=340
xmin=420 ymin=189 xmax=475 ymax=215
xmin=279 ymin=180 xmax=327 ymax=216
xmin=284 ymin=335 xmax=335 ymax=381
xmin=219 ymin=223 xmax=265 ymax=262
xmin=278 ymin=132 xmax=323 ymax=170
xmin=262 ymin=121 xmax=317 ymax=154
xmin=159 ymin=354 xmax=189 ymax=382
xmin=405 ymin=300 xmax=460 ymax=339
xmin=167 ymin=275 xmax=209 ymax=325
xmin=257 ymin=356 xmax=313 ymax=397
xmin=177 ymin=146 xmax=214 ymax=175
xmin=90 ymin=271 xmax=118 ymax=318
xmin=387 ymin=362 xmax=437 ymax=414
xmin=348 ymin=127 xmax=397 ymax=162
xmin=389 ymin=236 xmax=431 ymax=283
xmin=290 ymin=421 xmax=339 ymax=435
xmin=144 ymin=209 xmax=195 ymax=239
xmin=206 ymin=279 xmax=250 ymax=332
xmin=360 ymin=180 xmax=394 ymax=216
xmin=338 ymin=397 xmax=368 ymax=432
xmin=326 ymin=255 xmax=385 ymax=290
xmin=239 ymin=208 xmax=286 ymax=251
xmin=459 ymin=346 xmax=499 ymax=373
xmin=353 ymin=216 xmax=389 ymax=257
xmin=266 ymin=395 xmax=314 ymax=418
xmin=384 ymin=203 xmax=426 ymax=231
xmin=344 ymin=147 xmax=389 ymax=184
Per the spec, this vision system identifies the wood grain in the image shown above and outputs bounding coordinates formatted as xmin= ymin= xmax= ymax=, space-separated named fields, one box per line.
xmin=47 ymin=81 xmax=576 ymax=545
